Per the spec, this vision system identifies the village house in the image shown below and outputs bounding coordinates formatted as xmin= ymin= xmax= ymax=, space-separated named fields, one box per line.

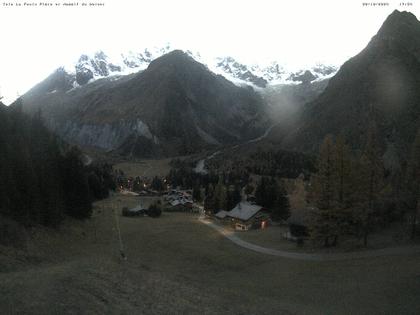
xmin=163 ymin=189 xmax=195 ymax=212
xmin=216 ymin=202 xmax=270 ymax=231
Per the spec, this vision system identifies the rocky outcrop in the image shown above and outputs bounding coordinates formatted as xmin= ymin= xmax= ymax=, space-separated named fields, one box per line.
xmin=47 ymin=118 xmax=157 ymax=151
xmin=288 ymin=70 xmax=317 ymax=84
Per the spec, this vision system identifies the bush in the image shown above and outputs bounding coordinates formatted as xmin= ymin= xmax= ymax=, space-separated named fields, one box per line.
xmin=122 ymin=207 xmax=132 ymax=217
xmin=147 ymin=204 xmax=162 ymax=218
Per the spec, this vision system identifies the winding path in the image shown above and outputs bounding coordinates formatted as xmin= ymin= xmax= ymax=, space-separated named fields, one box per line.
xmin=193 ymin=150 xmax=221 ymax=174
xmin=246 ymin=122 xmax=277 ymax=144
xmin=193 ymin=122 xmax=279 ymax=174
xmin=199 ymin=218 xmax=420 ymax=261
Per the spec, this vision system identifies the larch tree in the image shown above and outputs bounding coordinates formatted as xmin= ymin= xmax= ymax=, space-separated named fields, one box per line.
xmin=356 ymin=124 xmax=384 ymax=246
xmin=310 ymin=135 xmax=340 ymax=247
xmin=332 ymin=135 xmax=355 ymax=237
xmin=405 ymin=129 xmax=420 ymax=239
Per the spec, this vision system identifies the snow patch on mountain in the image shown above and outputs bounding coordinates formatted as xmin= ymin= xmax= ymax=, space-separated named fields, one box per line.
xmin=60 ymin=44 xmax=338 ymax=90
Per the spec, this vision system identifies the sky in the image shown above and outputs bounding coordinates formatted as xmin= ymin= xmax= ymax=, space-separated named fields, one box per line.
xmin=0 ymin=0 xmax=419 ymax=104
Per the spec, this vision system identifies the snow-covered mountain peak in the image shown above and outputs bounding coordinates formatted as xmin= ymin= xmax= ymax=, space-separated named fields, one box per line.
xmin=60 ymin=45 xmax=338 ymax=89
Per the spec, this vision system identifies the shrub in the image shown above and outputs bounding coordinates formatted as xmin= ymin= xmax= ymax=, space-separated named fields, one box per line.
xmin=147 ymin=203 xmax=162 ymax=218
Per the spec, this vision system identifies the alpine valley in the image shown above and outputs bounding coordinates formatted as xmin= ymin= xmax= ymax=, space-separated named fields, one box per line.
xmin=2 ymin=8 xmax=420 ymax=315
xmin=14 ymin=45 xmax=336 ymax=157
xmin=8 ymin=10 xmax=420 ymax=167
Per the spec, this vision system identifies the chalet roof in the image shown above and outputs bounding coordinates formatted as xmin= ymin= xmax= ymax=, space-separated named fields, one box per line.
xmin=129 ymin=204 xmax=146 ymax=212
xmin=215 ymin=210 xmax=228 ymax=218
xmin=170 ymin=200 xmax=182 ymax=207
xmin=226 ymin=202 xmax=263 ymax=221
xmin=169 ymin=199 xmax=192 ymax=207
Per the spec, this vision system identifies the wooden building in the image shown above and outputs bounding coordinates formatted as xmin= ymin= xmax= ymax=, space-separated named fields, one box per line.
xmin=221 ymin=202 xmax=270 ymax=231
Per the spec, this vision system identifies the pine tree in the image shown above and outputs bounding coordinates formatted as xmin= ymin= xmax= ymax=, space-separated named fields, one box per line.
xmin=255 ymin=177 xmax=267 ymax=206
xmin=192 ymin=181 xmax=202 ymax=202
xmin=244 ymin=183 xmax=254 ymax=199
xmin=272 ymin=182 xmax=290 ymax=221
xmin=227 ymin=185 xmax=242 ymax=210
xmin=214 ymin=176 xmax=227 ymax=211
xmin=255 ymin=176 xmax=277 ymax=209
xmin=219 ymin=184 xmax=228 ymax=210
xmin=204 ymin=183 xmax=215 ymax=214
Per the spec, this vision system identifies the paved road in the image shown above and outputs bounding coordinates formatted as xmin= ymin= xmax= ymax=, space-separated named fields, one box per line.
xmin=199 ymin=218 xmax=420 ymax=261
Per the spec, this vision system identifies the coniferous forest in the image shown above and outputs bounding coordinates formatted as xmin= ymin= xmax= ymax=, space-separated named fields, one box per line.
xmin=0 ymin=104 xmax=115 ymax=229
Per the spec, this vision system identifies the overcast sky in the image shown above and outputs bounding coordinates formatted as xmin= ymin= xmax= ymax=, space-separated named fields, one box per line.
xmin=0 ymin=0 xmax=419 ymax=104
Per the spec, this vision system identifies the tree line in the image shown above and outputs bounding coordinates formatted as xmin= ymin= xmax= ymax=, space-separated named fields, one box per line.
xmin=254 ymin=176 xmax=290 ymax=221
xmin=168 ymin=158 xmax=291 ymax=219
xmin=202 ymin=175 xmax=290 ymax=221
xmin=309 ymin=126 xmax=420 ymax=246
xmin=204 ymin=148 xmax=316 ymax=180
xmin=0 ymin=106 xmax=115 ymax=230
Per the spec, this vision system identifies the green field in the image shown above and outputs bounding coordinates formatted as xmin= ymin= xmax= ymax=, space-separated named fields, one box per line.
xmin=114 ymin=159 xmax=174 ymax=178
xmin=1 ymin=194 xmax=419 ymax=314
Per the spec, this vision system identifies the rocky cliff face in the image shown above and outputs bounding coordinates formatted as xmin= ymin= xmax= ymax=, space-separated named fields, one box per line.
xmin=45 ymin=118 xmax=157 ymax=150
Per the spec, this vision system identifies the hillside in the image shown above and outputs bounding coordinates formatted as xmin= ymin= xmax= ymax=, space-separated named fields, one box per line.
xmin=18 ymin=50 xmax=270 ymax=157
xmin=0 ymin=105 xmax=94 ymax=229
xmin=281 ymin=10 xmax=420 ymax=166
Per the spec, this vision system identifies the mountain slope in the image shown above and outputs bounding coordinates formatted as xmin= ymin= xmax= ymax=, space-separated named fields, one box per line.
xmin=282 ymin=10 xmax=420 ymax=165
xmin=52 ymin=45 xmax=337 ymax=90
xmin=18 ymin=50 xmax=269 ymax=157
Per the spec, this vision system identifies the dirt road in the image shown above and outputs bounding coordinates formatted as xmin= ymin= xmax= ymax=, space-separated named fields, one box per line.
xmin=199 ymin=218 xmax=420 ymax=261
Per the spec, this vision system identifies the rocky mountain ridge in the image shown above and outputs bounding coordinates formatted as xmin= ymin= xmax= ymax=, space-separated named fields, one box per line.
xmin=61 ymin=45 xmax=337 ymax=89
xmin=280 ymin=10 xmax=420 ymax=168
xmin=18 ymin=50 xmax=270 ymax=157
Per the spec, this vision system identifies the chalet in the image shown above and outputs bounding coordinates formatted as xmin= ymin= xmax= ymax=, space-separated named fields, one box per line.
xmin=165 ymin=189 xmax=193 ymax=202
xmin=164 ymin=191 xmax=194 ymax=212
xmin=223 ymin=202 xmax=270 ymax=231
